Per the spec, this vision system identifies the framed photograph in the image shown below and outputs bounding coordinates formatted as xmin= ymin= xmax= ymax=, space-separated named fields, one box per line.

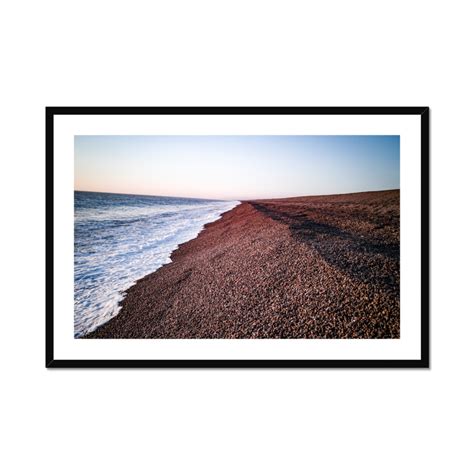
xmin=46 ymin=107 xmax=429 ymax=368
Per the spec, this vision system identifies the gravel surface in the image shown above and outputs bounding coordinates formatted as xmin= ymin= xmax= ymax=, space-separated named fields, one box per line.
xmin=86 ymin=190 xmax=400 ymax=339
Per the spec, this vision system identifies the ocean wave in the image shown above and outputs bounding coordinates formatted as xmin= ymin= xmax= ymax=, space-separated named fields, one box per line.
xmin=74 ymin=192 xmax=239 ymax=337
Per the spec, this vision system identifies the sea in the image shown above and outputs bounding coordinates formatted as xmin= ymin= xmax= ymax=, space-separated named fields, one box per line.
xmin=74 ymin=191 xmax=239 ymax=337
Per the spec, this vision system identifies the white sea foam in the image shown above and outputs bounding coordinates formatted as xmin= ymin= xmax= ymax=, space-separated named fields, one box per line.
xmin=74 ymin=192 xmax=239 ymax=337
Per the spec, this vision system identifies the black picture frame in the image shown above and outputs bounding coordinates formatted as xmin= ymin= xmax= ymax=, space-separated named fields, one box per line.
xmin=46 ymin=106 xmax=429 ymax=368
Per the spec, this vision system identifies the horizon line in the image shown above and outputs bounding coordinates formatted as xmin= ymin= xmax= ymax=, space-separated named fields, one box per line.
xmin=74 ymin=189 xmax=230 ymax=202
xmin=74 ymin=187 xmax=400 ymax=202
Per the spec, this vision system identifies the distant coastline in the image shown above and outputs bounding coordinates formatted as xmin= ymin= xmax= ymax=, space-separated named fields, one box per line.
xmin=86 ymin=190 xmax=400 ymax=339
xmin=75 ymin=187 xmax=400 ymax=202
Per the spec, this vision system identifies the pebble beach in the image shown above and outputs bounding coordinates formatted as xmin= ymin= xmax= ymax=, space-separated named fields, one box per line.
xmin=86 ymin=190 xmax=400 ymax=339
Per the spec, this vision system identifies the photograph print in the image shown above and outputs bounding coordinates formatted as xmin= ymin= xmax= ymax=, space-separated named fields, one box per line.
xmin=46 ymin=107 xmax=429 ymax=367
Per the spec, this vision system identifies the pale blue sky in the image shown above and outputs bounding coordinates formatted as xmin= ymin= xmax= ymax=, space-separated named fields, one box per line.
xmin=75 ymin=135 xmax=400 ymax=200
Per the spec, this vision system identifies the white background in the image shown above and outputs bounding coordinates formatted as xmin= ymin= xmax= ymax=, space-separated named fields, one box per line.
xmin=0 ymin=1 xmax=472 ymax=473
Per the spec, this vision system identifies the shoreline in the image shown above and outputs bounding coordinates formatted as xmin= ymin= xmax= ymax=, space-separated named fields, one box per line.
xmin=74 ymin=195 xmax=239 ymax=337
xmin=86 ymin=190 xmax=400 ymax=339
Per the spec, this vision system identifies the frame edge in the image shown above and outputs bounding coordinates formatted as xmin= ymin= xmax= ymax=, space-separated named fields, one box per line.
xmin=420 ymin=107 xmax=430 ymax=368
xmin=46 ymin=108 xmax=54 ymax=367
xmin=45 ymin=106 xmax=430 ymax=369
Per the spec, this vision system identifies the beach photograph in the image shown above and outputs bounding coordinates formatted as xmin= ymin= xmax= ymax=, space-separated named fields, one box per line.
xmin=74 ymin=135 xmax=400 ymax=339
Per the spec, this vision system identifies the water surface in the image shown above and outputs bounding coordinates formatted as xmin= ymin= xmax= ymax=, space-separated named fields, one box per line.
xmin=75 ymin=191 xmax=239 ymax=337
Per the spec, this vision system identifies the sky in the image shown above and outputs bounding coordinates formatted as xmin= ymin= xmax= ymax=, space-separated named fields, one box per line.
xmin=74 ymin=135 xmax=400 ymax=200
